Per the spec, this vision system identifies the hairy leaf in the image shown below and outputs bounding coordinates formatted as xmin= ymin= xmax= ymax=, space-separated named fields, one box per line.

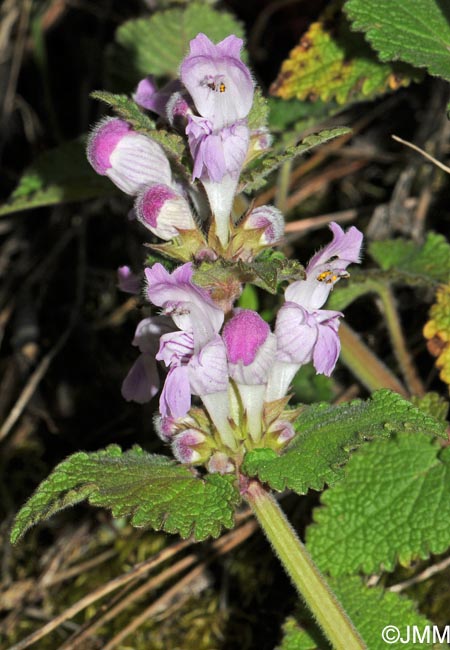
xmin=11 ymin=445 xmax=239 ymax=543
xmin=369 ymin=233 xmax=450 ymax=285
xmin=424 ymin=283 xmax=450 ymax=390
xmin=0 ymin=139 xmax=113 ymax=216
xmin=107 ymin=2 xmax=244 ymax=88
xmin=242 ymin=390 xmax=446 ymax=494
xmin=307 ymin=432 xmax=450 ymax=574
xmin=90 ymin=91 xmax=185 ymax=160
xmin=271 ymin=8 xmax=412 ymax=105
xmin=193 ymin=252 xmax=304 ymax=296
xmin=279 ymin=576 xmax=437 ymax=649
xmin=240 ymin=127 xmax=350 ymax=193
xmin=345 ymin=0 xmax=450 ymax=82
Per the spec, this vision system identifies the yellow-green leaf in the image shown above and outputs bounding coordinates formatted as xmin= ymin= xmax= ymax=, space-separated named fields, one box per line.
xmin=271 ymin=8 xmax=413 ymax=105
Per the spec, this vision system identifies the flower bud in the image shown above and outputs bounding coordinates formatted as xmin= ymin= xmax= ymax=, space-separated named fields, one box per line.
xmin=171 ymin=429 xmax=210 ymax=464
xmin=87 ymin=117 xmax=172 ymax=195
xmin=117 ymin=266 xmax=140 ymax=294
xmin=244 ymin=205 xmax=284 ymax=245
xmin=207 ymin=452 xmax=234 ymax=474
xmin=266 ymin=419 xmax=296 ymax=448
xmin=135 ymin=184 xmax=196 ymax=240
xmin=223 ymin=309 xmax=276 ymax=385
xmin=166 ymin=91 xmax=192 ymax=127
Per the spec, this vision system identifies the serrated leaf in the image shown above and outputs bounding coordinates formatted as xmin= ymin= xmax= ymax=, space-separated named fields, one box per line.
xmin=271 ymin=7 xmax=412 ymax=105
xmin=307 ymin=432 xmax=450 ymax=575
xmin=90 ymin=91 xmax=186 ymax=160
xmin=240 ymin=127 xmax=350 ymax=193
xmin=345 ymin=0 xmax=450 ymax=82
xmin=11 ymin=445 xmax=239 ymax=544
xmin=279 ymin=577 xmax=438 ymax=650
xmin=193 ymin=252 xmax=304 ymax=296
xmin=242 ymin=390 xmax=446 ymax=494
xmin=107 ymin=2 xmax=244 ymax=89
xmin=0 ymin=139 xmax=114 ymax=216
xmin=369 ymin=233 xmax=450 ymax=285
xmin=424 ymin=283 xmax=450 ymax=390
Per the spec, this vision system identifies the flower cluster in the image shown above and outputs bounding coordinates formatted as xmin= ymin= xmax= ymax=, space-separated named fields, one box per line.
xmin=122 ymin=222 xmax=362 ymax=469
xmin=86 ymin=32 xmax=363 ymax=473
xmin=87 ymin=33 xmax=279 ymax=257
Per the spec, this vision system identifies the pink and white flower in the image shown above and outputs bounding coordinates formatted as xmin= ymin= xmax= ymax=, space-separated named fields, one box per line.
xmin=266 ymin=222 xmax=363 ymax=400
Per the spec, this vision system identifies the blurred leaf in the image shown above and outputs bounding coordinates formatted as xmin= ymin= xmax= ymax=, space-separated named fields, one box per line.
xmin=248 ymin=88 xmax=270 ymax=131
xmin=238 ymin=283 xmax=259 ymax=310
xmin=271 ymin=6 xmax=413 ymax=105
xmin=268 ymin=98 xmax=338 ymax=133
xmin=326 ymin=272 xmax=377 ymax=310
xmin=279 ymin=577 xmax=437 ymax=650
xmin=369 ymin=233 xmax=450 ymax=285
xmin=242 ymin=390 xmax=446 ymax=494
xmin=11 ymin=445 xmax=239 ymax=544
xmin=107 ymin=2 xmax=245 ymax=89
xmin=291 ymin=363 xmax=335 ymax=404
xmin=307 ymin=432 xmax=450 ymax=574
xmin=411 ymin=392 xmax=449 ymax=422
xmin=345 ymin=0 xmax=450 ymax=81
xmin=91 ymin=91 xmax=186 ymax=160
xmin=240 ymin=127 xmax=350 ymax=193
xmin=0 ymin=139 xmax=114 ymax=216
xmin=423 ymin=283 xmax=450 ymax=390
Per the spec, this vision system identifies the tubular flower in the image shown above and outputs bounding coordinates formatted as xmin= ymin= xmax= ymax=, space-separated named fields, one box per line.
xmin=180 ymin=33 xmax=254 ymax=130
xmin=180 ymin=33 xmax=254 ymax=246
xmin=121 ymin=316 xmax=173 ymax=404
xmin=145 ymin=263 xmax=228 ymax=419
xmin=266 ymin=222 xmax=363 ymax=401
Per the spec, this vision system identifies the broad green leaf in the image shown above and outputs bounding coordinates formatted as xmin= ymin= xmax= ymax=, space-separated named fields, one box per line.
xmin=0 ymin=139 xmax=114 ymax=216
xmin=344 ymin=0 xmax=450 ymax=82
xmin=307 ymin=432 xmax=450 ymax=575
xmin=271 ymin=8 xmax=412 ymax=105
xmin=240 ymin=127 xmax=350 ymax=193
xmin=241 ymin=390 xmax=446 ymax=494
xmin=279 ymin=577 xmax=438 ymax=649
xmin=90 ymin=91 xmax=186 ymax=160
xmin=369 ymin=233 xmax=450 ymax=285
xmin=424 ymin=283 xmax=450 ymax=390
xmin=11 ymin=445 xmax=239 ymax=543
xmin=107 ymin=2 xmax=244 ymax=89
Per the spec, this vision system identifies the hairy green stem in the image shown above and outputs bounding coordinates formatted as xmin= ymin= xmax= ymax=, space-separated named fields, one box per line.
xmin=339 ymin=321 xmax=408 ymax=396
xmin=275 ymin=160 xmax=293 ymax=214
xmin=245 ymin=482 xmax=366 ymax=650
xmin=374 ymin=283 xmax=425 ymax=396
